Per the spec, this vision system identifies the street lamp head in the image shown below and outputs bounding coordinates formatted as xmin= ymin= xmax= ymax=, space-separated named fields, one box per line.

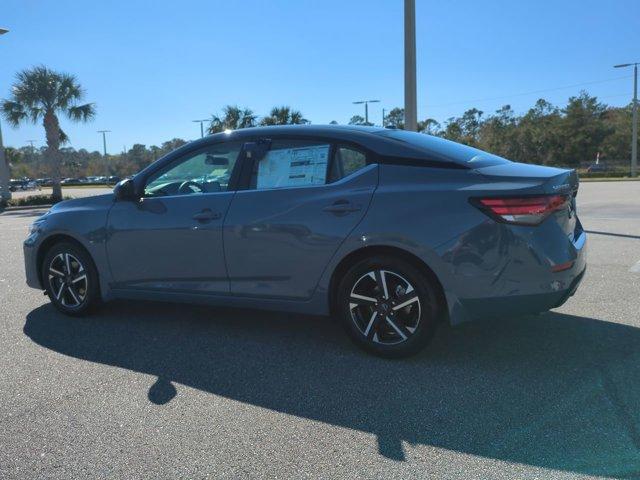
xmin=614 ymin=63 xmax=636 ymax=68
xmin=352 ymin=101 xmax=365 ymax=105
xmin=368 ymin=100 xmax=381 ymax=104
xmin=0 ymin=28 xmax=8 ymax=35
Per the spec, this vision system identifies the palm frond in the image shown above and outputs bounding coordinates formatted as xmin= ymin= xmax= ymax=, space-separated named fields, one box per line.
xmin=1 ymin=99 xmax=28 ymax=127
xmin=56 ymin=73 xmax=84 ymax=109
xmin=59 ymin=128 xmax=69 ymax=145
xmin=67 ymin=103 xmax=96 ymax=122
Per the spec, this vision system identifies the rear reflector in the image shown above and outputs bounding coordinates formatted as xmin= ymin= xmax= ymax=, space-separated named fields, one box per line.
xmin=551 ymin=260 xmax=574 ymax=273
xmin=472 ymin=194 xmax=570 ymax=226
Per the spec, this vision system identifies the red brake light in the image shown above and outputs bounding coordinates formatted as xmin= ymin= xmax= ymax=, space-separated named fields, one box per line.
xmin=474 ymin=195 xmax=569 ymax=226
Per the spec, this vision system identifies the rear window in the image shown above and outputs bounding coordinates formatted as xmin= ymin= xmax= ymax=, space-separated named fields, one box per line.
xmin=376 ymin=130 xmax=510 ymax=167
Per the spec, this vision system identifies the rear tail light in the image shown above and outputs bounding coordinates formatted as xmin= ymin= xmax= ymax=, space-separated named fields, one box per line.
xmin=472 ymin=194 xmax=570 ymax=226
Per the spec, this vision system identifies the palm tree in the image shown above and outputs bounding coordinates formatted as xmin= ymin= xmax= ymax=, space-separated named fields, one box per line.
xmin=208 ymin=105 xmax=256 ymax=134
xmin=1 ymin=66 xmax=95 ymax=201
xmin=260 ymin=106 xmax=308 ymax=126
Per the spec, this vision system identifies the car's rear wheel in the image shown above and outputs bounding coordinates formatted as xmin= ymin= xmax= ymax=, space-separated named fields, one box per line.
xmin=337 ymin=255 xmax=440 ymax=358
xmin=42 ymin=242 xmax=100 ymax=316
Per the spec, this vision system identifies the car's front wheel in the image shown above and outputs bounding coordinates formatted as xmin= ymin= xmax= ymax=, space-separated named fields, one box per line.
xmin=337 ymin=255 xmax=441 ymax=358
xmin=42 ymin=242 xmax=100 ymax=316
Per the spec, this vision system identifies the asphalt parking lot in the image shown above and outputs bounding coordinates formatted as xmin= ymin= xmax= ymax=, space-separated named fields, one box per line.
xmin=1 ymin=181 xmax=639 ymax=479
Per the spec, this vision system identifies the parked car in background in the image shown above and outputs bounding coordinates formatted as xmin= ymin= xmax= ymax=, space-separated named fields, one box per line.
xmin=9 ymin=179 xmax=38 ymax=191
xmin=23 ymin=125 xmax=587 ymax=357
xmin=586 ymin=163 xmax=608 ymax=173
xmin=61 ymin=178 xmax=80 ymax=185
xmin=36 ymin=178 xmax=53 ymax=187
xmin=107 ymin=176 xmax=120 ymax=184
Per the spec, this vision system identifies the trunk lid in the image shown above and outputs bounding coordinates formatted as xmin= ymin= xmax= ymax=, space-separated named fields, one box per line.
xmin=474 ymin=161 xmax=580 ymax=240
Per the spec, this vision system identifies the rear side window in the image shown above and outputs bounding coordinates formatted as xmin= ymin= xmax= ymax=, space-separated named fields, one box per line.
xmin=328 ymin=146 xmax=368 ymax=182
xmin=377 ymin=129 xmax=509 ymax=167
xmin=250 ymin=140 xmax=330 ymax=190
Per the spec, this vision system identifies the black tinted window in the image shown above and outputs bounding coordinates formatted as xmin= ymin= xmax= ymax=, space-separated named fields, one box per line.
xmin=377 ymin=130 xmax=510 ymax=166
xmin=328 ymin=146 xmax=368 ymax=182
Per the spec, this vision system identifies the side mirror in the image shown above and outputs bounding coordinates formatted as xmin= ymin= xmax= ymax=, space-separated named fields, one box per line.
xmin=113 ymin=178 xmax=138 ymax=201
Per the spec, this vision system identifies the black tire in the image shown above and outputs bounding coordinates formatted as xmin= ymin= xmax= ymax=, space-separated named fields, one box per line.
xmin=336 ymin=255 xmax=441 ymax=358
xmin=42 ymin=241 xmax=100 ymax=316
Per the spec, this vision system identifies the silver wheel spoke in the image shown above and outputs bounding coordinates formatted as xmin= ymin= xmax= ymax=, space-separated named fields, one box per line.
xmin=64 ymin=253 xmax=72 ymax=274
xmin=364 ymin=311 xmax=378 ymax=337
xmin=392 ymin=294 xmax=419 ymax=311
xmin=55 ymin=282 xmax=66 ymax=300
xmin=386 ymin=316 xmax=408 ymax=340
xmin=71 ymin=274 xmax=87 ymax=284
xmin=350 ymin=293 xmax=377 ymax=305
xmin=49 ymin=267 xmax=65 ymax=278
xmin=67 ymin=285 xmax=81 ymax=305
xmin=374 ymin=270 xmax=389 ymax=299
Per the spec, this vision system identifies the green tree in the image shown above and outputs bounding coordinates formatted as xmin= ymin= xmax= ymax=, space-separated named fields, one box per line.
xmin=557 ymin=91 xmax=611 ymax=167
xmin=260 ymin=106 xmax=308 ymax=126
xmin=515 ymin=99 xmax=562 ymax=164
xmin=1 ymin=66 xmax=95 ymax=201
xmin=208 ymin=105 xmax=256 ymax=133
xmin=600 ymin=104 xmax=634 ymax=164
xmin=348 ymin=115 xmax=370 ymax=126
xmin=385 ymin=107 xmax=404 ymax=128
xmin=478 ymin=105 xmax=518 ymax=159
xmin=418 ymin=118 xmax=441 ymax=135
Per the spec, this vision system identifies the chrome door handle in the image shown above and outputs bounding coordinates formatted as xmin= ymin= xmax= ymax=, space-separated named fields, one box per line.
xmin=193 ymin=209 xmax=221 ymax=222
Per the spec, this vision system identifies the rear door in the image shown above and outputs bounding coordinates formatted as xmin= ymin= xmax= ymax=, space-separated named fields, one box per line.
xmin=223 ymin=138 xmax=378 ymax=299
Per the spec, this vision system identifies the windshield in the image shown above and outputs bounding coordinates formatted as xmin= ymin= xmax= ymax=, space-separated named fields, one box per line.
xmin=377 ymin=129 xmax=511 ymax=167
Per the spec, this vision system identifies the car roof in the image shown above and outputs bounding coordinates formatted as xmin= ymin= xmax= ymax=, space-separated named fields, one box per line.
xmin=180 ymin=124 xmax=432 ymax=158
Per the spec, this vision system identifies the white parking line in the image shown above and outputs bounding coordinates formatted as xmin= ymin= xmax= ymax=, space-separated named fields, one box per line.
xmin=630 ymin=261 xmax=640 ymax=273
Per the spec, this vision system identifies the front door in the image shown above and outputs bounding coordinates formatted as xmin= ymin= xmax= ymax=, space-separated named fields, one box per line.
xmin=224 ymin=139 xmax=378 ymax=299
xmin=106 ymin=141 xmax=243 ymax=294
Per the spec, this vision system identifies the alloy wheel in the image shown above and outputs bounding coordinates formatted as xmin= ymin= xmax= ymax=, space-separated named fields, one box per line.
xmin=48 ymin=253 xmax=88 ymax=308
xmin=348 ymin=269 xmax=422 ymax=345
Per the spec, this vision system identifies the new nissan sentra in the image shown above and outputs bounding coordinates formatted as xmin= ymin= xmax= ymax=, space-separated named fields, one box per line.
xmin=24 ymin=125 xmax=586 ymax=357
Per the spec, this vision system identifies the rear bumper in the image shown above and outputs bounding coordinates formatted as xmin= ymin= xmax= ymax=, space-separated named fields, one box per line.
xmin=458 ymin=264 xmax=586 ymax=320
xmin=442 ymin=224 xmax=587 ymax=325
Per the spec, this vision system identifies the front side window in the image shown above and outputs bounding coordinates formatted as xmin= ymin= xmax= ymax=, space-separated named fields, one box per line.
xmin=251 ymin=140 xmax=331 ymax=190
xmin=144 ymin=142 xmax=241 ymax=197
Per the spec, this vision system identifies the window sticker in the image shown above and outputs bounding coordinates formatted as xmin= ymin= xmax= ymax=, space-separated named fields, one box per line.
xmin=257 ymin=145 xmax=329 ymax=189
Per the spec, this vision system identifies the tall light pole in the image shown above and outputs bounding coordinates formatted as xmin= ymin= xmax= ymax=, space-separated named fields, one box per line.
xmin=352 ymin=100 xmax=380 ymax=125
xmin=0 ymin=27 xmax=10 ymax=203
xmin=404 ymin=0 xmax=418 ymax=131
xmin=614 ymin=62 xmax=638 ymax=177
xmin=97 ymin=130 xmax=111 ymax=156
xmin=192 ymin=119 xmax=208 ymax=138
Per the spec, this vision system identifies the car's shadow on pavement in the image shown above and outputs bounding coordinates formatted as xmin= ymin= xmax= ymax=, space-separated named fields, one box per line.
xmin=24 ymin=302 xmax=640 ymax=478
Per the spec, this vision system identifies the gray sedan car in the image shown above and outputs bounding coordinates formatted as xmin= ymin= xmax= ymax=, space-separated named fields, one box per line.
xmin=24 ymin=125 xmax=586 ymax=357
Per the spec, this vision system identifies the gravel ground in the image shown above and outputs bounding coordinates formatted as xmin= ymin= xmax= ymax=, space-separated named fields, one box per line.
xmin=0 ymin=181 xmax=639 ymax=479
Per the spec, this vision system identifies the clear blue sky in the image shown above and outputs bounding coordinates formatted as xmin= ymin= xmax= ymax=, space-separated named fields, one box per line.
xmin=2 ymin=0 xmax=639 ymax=153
